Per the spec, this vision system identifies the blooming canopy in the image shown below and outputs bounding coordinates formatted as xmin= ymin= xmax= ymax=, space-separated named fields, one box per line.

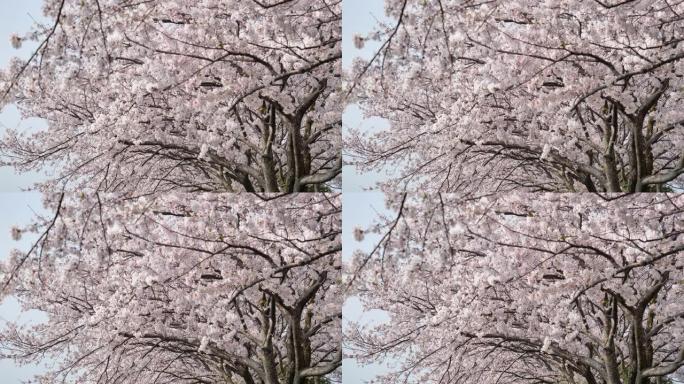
xmin=347 ymin=0 xmax=684 ymax=193
xmin=1 ymin=0 xmax=342 ymax=193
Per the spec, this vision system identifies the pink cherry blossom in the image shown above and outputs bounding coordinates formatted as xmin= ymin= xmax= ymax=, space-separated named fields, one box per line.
xmin=9 ymin=33 xmax=21 ymax=49
xmin=347 ymin=192 xmax=684 ymax=384
xmin=1 ymin=193 xmax=342 ymax=383
xmin=1 ymin=0 xmax=342 ymax=193
xmin=9 ymin=225 xmax=21 ymax=241
xmin=346 ymin=1 xmax=684 ymax=193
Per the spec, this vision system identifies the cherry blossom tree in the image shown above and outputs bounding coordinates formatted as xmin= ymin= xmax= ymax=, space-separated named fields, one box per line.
xmin=346 ymin=0 xmax=684 ymax=193
xmin=1 ymin=193 xmax=342 ymax=383
xmin=1 ymin=0 xmax=341 ymax=193
xmin=347 ymin=193 xmax=684 ymax=384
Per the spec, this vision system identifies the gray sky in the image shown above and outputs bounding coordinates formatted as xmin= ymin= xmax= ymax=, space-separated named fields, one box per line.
xmin=0 ymin=192 xmax=49 ymax=382
xmin=341 ymin=2 xmax=395 ymax=382
xmin=342 ymin=192 xmax=393 ymax=383
xmin=0 ymin=1 xmax=52 ymax=382
xmin=0 ymin=0 xmax=49 ymax=193
xmin=342 ymin=0 xmax=391 ymax=192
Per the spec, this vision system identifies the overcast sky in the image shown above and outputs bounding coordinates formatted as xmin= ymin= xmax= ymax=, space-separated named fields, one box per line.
xmin=342 ymin=0 xmax=391 ymax=192
xmin=342 ymin=192 xmax=393 ymax=383
xmin=0 ymin=1 xmax=52 ymax=382
xmin=0 ymin=192 xmax=49 ymax=382
xmin=340 ymin=1 xmax=397 ymax=381
xmin=0 ymin=0 xmax=49 ymax=193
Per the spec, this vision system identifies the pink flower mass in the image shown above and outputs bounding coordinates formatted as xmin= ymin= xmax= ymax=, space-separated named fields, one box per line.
xmin=1 ymin=193 xmax=342 ymax=383
xmin=0 ymin=0 xmax=682 ymax=384
xmin=347 ymin=193 xmax=684 ymax=383
xmin=0 ymin=0 xmax=342 ymax=194
xmin=346 ymin=0 xmax=684 ymax=194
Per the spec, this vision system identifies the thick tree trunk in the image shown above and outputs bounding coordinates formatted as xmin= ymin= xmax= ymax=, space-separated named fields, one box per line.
xmin=261 ymin=105 xmax=280 ymax=192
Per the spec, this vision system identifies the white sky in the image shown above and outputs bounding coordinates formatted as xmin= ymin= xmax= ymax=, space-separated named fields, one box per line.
xmin=0 ymin=1 xmax=52 ymax=382
xmin=341 ymin=2 xmax=397 ymax=382
xmin=342 ymin=0 xmax=392 ymax=192
xmin=0 ymin=192 xmax=49 ymax=382
xmin=0 ymin=0 xmax=49 ymax=193
xmin=342 ymin=192 xmax=393 ymax=382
